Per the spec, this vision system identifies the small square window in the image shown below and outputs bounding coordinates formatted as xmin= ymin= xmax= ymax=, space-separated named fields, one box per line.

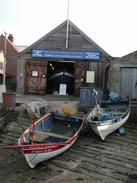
xmin=32 ymin=70 xmax=38 ymax=77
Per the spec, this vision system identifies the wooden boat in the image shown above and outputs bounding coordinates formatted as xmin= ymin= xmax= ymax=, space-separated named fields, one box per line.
xmin=7 ymin=112 xmax=84 ymax=168
xmin=48 ymin=71 xmax=74 ymax=95
xmin=86 ymin=89 xmax=130 ymax=140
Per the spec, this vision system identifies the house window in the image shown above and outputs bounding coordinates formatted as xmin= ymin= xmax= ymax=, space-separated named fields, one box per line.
xmin=0 ymin=62 xmax=3 ymax=70
xmin=0 ymin=74 xmax=3 ymax=84
xmin=32 ymin=70 xmax=38 ymax=77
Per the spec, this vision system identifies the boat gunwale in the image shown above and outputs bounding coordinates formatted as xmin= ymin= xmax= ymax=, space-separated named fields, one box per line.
xmin=87 ymin=98 xmax=131 ymax=126
xmin=18 ymin=112 xmax=84 ymax=152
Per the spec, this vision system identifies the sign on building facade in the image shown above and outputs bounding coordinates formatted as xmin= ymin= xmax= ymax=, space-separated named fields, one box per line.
xmin=32 ymin=49 xmax=101 ymax=60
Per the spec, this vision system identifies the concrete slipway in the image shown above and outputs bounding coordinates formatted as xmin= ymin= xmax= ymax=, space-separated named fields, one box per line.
xmin=0 ymin=94 xmax=137 ymax=183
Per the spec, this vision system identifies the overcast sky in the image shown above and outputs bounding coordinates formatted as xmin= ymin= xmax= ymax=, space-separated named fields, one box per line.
xmin=0 ymin=0 xmax=137 ymax=57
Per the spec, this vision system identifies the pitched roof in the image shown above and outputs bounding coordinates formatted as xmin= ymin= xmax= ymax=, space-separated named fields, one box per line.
xmin=121 ymin=50 xmax=137 ymax=58
xmin=0 ymin=34 xmax=19 ymax=53
xmin=16 ymin=45 xmax=28 ymax=52
xmin=7 ymin=37 xmax=19 ymax=53
xmin=20 ymin=20 xmax=112 ymax=59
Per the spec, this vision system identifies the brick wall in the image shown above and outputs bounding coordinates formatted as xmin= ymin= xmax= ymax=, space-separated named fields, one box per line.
xmin=0 ymin=35 xmax=18 ymax=79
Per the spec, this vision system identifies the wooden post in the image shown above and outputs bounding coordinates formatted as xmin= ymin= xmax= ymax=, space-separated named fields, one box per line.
xmin=31 ymin=119 xmax=35 ymax=144
xmin=93 ymin=88 xmax=100 ymax=115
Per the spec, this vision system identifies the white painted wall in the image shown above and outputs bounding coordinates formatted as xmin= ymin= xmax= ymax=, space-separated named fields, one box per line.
xmin=0 ymin=84 xmax=6 ymax=103
xmin=0 ymin=51 xmax=4 ymax=75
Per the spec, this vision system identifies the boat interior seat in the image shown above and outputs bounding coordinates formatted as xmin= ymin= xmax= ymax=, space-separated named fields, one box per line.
xmin=33 ymin=130 xmax=70 ymax=143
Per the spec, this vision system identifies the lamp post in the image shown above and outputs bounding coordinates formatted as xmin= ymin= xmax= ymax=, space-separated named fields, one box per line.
xmin=3 ymin=32 xmax=7 ymax=86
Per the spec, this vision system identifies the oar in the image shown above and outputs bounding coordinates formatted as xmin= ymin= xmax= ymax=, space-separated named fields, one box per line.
xmin=31 ymin=118 xmax=35 ymax=144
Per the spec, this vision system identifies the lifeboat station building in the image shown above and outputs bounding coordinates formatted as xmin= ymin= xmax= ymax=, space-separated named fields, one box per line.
xmin=17 ymin=20 xmax=112 ymax=96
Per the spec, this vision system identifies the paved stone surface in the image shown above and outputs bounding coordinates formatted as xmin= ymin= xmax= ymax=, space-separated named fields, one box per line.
xmin=16 ymin=94 xmax=80 ymax=113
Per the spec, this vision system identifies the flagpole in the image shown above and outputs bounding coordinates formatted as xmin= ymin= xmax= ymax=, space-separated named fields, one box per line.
xmin=66 ymin=0 xmax=69 ymax=49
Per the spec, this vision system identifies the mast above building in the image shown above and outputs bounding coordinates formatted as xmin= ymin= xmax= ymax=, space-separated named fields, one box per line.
xmin=66 ymin=0 xmax=70 ymax=49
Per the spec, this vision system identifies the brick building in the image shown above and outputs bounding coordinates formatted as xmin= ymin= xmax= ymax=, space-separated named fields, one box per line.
xmin=0 ymin=34 xmax=19 ymax=90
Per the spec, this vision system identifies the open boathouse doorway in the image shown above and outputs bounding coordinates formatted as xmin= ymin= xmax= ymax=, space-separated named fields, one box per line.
xmin=46 ymin=61 xmax=74 ymax=95
xmin=17 ymin=20 xmax=111 ymax=96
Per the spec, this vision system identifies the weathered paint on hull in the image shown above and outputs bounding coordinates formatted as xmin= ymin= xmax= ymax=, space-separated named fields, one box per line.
xmin=90 ymin=111 xmax=130 ymax=140
xmin=23 ymin=138 xmax=77 ymax=168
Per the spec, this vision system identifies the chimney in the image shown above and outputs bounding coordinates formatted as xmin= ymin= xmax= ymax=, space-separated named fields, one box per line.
xmin=8 ymin=34 xmax=14 ymax=42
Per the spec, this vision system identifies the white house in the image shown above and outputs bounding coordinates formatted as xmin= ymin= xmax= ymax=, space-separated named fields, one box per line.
xmin=0 ymin=50 xmax=6 ymax=103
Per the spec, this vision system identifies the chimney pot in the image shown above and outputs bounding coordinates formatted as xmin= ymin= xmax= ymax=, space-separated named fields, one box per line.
xmin=8 ymin=34 xmax=14 ymax=42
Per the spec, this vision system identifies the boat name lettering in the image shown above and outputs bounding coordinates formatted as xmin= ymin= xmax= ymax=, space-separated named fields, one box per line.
xmin=30 ymin=149 xmax=52 ymax=153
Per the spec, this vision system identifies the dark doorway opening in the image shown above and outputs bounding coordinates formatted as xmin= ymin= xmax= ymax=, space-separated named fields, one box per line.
xmin=46 ymin=61 xmax=74 ymax=95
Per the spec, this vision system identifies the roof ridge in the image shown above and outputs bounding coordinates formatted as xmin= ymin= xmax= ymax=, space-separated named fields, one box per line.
xmin=7 ymin=38 xmax=19 ymax=52
xmin=19 ymin=20 xmax=112 ymax=59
